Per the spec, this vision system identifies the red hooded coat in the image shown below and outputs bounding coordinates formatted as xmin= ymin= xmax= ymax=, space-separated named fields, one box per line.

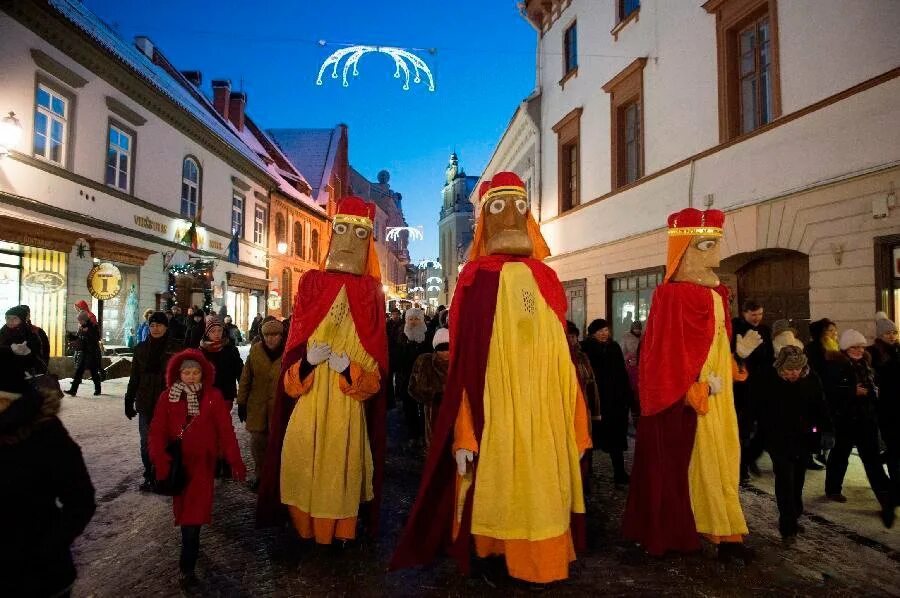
xmin=148 ymin=349 xmax=246 ymax=526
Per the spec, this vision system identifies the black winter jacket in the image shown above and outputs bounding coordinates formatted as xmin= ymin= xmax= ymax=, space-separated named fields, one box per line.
xmin=824 ymin=352 xmax=879 ymax=426
xmin=757 ymin=369 xmax=831 ymax=458
xmin=125 ymin=334 xmax=183 ymax=414
xmin=201 ymin=342 xmax=244 ymax=403
xmin=869 ymin=339 xmax=900 ymax=443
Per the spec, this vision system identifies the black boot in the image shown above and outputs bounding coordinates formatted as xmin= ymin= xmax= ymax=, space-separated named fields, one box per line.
xmin=180 ymin=526 xmax=201 ymax=582
xmin=879 ymin=493 xmax=896 ymax=529
xmin=65 ymin=384 xmax=78 ymax=397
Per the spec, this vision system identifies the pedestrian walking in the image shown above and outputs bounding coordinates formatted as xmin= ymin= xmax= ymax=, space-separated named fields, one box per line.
xmin=223 ymin=315 xmax=244 ymax=346
xmin=805 ymin=318 xmax=840 ymax=466
xmin=395 ymin=307 xmax=430 ymax=451
xmin=183 ymin=308 xmax=204 ymax=348
xmin=136 ymin=308 xmax=154 ymax=344
xmin=621 ymin=320 xmax=642 ymax=411
xmin=758 ymin=346 xmax=830 ymax=541
xmin=408 ymin=327 xmax=450 ymax=449
xmin=148 ymin=349 xmax=246 ymax=584
xmin=824 ymin=329 xmax=895 ymax=528
xmin=124 ymin=311 xmax=183 ymax=491
xmin=581 ymin=318 xmax=633 ymax=485
xmin=869 ymin=313 xmax=900 ymax=509
xmin=0 ymin=363 xmax=96 ymax=597
xmin=66 ymin=310 xmax=103 ymax=397
xmin=248 ymin=313 xmax=263 ymax=344
xmin=236 ymin=318 xmax=284 ymax=490
xmin=199 ymin=316 xmax=243 ymax=409
xmin=566 ymin=321 xmax=601 ymax=497
xmin=1 ymin=305 xmax=46 ymax=377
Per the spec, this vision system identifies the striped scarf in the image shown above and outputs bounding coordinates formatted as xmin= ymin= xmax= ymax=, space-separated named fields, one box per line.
xmin=168 ymin=381 xmax=202 ymax=417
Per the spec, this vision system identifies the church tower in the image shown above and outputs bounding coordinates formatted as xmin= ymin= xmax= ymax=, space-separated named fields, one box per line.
xmin=437 ymin=152 xmax=478 ymax=305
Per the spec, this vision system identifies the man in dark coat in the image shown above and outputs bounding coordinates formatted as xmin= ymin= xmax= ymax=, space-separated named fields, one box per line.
xmin=183 ymin=310 xmax=206 ymax=348
xmin=868 ymin=314 xmax=900 ymax=511
xmin=166 ymin=307 xmax=188 ymax=342
xmin=65 ymin=311 xmax=103 ymax=397
xmin=124 ymin=311 xmax=183 ymax=490
xmin=1 ymin=305 xmax=46 ymax=377
xmin=395 ymin=307 xmax=431 ymax=450
xmin=21 ymin=305 xmax=50 ymax=368
xmin=758 ymin=346 xmax=830 ymax=540
xmin=0 ymin=362 xmax=96 ymax=597
xmin=731 ymin=299 xmax=773 ymax=481
xmin=581 ymin=318 xmax=633 ymax=485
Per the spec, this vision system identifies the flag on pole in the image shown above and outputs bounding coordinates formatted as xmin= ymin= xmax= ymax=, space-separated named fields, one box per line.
xmin=179 ymin=210 xmax=201 ymax=250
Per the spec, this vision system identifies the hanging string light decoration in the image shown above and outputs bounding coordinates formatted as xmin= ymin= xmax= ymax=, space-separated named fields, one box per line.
xmin=386 ymin=226 xmax=424 ymax=242
xmin=167 ymin=260 xmax=215 ymax=312
xmin=316 ymin=44 xmax=436 ymax=91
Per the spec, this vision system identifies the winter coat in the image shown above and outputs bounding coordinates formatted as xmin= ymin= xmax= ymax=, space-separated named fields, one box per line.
xmin=804 ymin=339 xmax=834 ymax=380
xmin=408 ymin=352 xmax=448 ymax=405
xmin=248 ymin=316 xmax=263 ymax=344
xmin=824 ymin=351 xmax=879 ymax=427
xmin=236 ymin=341 xmax=282 ymax=433
xmin=0 ymin=383 xmax=96 ymax=597
xmin=581 ymin=337 xmax=633 ymax=452
xmin=201 ymin=341 xmax=244 ymax=404
xmin=757 ymin=368 xmax=831 ymax=458
xmin=183 ymin=317 xmax=205 ymax=348
xmin=731 ymin=318 xmax=774 ymax=413
xmin=124 ymin=334 xmax=183 ymax=415
xmin=0 ymin=323 xmax=46 ymax=377
xmin=74 ymin=319 xmax=102 ymax=371
xmin=224 ymin=323 xmax=243 ymax=346
xmin=869 ymin=339 xmax=900 ymax=446
xmin=395 ymin=333 xmax=430 ymax=403
xmin=148 ymin=349 xmax=245 ymax=526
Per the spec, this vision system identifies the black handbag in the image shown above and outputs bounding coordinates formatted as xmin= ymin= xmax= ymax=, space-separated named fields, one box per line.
xmin=155 ymin=419 xmax=193 ymax=496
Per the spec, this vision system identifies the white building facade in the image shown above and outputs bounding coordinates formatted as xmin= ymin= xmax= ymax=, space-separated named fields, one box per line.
xmin=521 ymin=0 xmax=900 ymax=342
xmin=0 ymin=0 xmax=276 ymax=354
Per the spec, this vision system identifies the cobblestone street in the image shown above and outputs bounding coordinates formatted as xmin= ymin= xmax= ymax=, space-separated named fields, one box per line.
xmin=61 ymin=378 xmax=900 ymax=597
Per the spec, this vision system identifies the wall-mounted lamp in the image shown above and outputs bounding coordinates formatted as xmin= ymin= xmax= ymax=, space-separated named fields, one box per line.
xmin=0 ymin=112 xmax=23 ymax=158
xmin=276 ymin=241 xmax=288 ymax=254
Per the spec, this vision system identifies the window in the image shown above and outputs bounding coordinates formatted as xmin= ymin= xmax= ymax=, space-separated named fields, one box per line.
xmin=552 ymin=107 xmax=582 ymax=214
xmin=293 ymin=221 xmax=304 ymax=257
xmin=607 ymin=268 xmax=664 ymax=343
xmin=310 ymin=229 xmax=320 ymax=263
xmin=181 ymin=157 xmax=200 ymax=218
xmin=231 ymin=193 xmax=244 ymax=236
xmin=33 ymin=83 xmax=69 ymax=164
xmin=618 ymin=0 xmax=640 ymax=22
xmin=105 ymin=123 xmax=133 ymax=192
xmin=603 ymin=58 xmax=647 ymax=189
xmin=563 ymin=22 xmax=577 ymax=75
xmin=275 ymin=213 xmax=286 ymax=245
xmin=254 ymin=206 xmax=266 ymax=245
xmin=704 ymin=0 xmax=781 ymax=141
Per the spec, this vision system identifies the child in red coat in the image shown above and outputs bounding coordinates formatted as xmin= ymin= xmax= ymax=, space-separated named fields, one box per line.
xmin=149 ymin=349 xmax=246 ymax=582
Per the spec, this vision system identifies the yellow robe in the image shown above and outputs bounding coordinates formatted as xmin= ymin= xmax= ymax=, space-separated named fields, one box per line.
xmin=453 ymin=262 xmax=590 ymax=583
xmin=280 ymin=287 xmax=380 ymax=543
xmin=688 ymin=289 xmax=749 ymax=541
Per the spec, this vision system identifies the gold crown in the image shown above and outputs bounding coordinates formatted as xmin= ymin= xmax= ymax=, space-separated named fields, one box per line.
xmin=667 ymin=226 xmax=723 ymax=237
xmin=334 ymin=214 xmax=373 ymax=230
xmin=479 ymin=185 xmax=527 ymax=209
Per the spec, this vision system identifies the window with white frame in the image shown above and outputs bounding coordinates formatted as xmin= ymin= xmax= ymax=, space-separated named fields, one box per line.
xmin=105 ymin=123 xmax=133 ymax=191
xmin=253 ymin=205 xmax=266 ymax=245
xmin=231 ymin=193 xmax=245 ymax=237
xmin=33 ymin=84 xmax=68 ymax=164
xmin=181 ymin=157 xmax=200 ymax=218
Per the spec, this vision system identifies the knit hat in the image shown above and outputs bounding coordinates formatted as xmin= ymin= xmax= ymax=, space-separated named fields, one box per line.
xmin=205 ymin=315 xmax=223 ymax=337
xmin=839 ymin=329 xmax=867 ymax=351
xmin=771 ymin=319 xmax=792 ymax=339
xmin=148 ymin=311 xmax=168 ymax=326
xmin=5 ymin=305 xmax=28 ymax=321
xmin=773 ymin=345 xmax=808 ymax=372
xmin=432 ymin=327 xmax=450 ymax=350
xmin=587 ymin=318 xmax=609 ymax=335
xmin=261 ymin=319 xmax=284 ymax=336
xmin=875 ymin=312 xmax=898 ymax=336
xmin=179 ymin=359 xmax=202 ymax=371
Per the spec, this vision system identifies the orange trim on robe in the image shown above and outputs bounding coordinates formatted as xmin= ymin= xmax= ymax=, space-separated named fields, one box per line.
xmin=338 ymin=361 xmax=381 ymax=400
xmin=732 ymin=359 xmax=748 ymax=382
xmin=685 ymin=382 xmax=710 ymax=415
xmin=284 ymin=361 xmax=314 ymax=397
xmin=288 ymin=506 xmax=358 ymax=544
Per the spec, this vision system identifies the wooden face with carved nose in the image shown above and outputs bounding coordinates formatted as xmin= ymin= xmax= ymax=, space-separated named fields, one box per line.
xmin=482 ymin=192 xmax=533 ymax=256
xmin=324 ymin=220 xmax=371 ymax=275
xmin=671 ymin=236 xmax=722 ymax=288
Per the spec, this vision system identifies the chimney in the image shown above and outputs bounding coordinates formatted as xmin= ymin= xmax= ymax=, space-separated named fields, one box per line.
xmin=134 ymin=36 xmax=154 ymax=60
xmin=181 ymin=71 xmax=202 ymax=87
xmin=228 ymin=91 xmax=247 ymax=131
xmin=211 ymin=80 xmax=231 ymax=121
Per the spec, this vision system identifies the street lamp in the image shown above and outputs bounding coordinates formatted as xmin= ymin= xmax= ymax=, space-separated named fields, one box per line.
xmin=0 ymin=112 xmax=23 ymax=158
xmin=276 ymin=241 xmax=288 ymax=254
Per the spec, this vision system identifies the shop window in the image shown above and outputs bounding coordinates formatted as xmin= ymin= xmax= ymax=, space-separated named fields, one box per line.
xmin=293 ymin=220 xmax=304 ymax=257
xmin=310 ymin=229 xmax=320 ymax=263
xmin=181 ymin=157 xmax=201 ymax=218
xmin=254 ymin=206 xmax=267 ymax=245
xmin=105 ymin=122 xmax=134 ymax=193
xmin=33 ymin=82 xmax=70 ymax=165
xmin=231 ymin=192 xmax=244 ymax=236
xmin=606 ymin=268 xmax=664 ymax=343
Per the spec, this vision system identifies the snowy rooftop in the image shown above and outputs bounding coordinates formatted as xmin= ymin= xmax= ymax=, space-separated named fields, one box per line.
xmin=267 ymin=128 xmax=340 ymax=202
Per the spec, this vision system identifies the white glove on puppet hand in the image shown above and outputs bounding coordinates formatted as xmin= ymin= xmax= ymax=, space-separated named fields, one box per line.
xmin=455 ymin=448 xmax=474 ymax=475
xmin=735 ymin=330 xmax=763 ymax=359
xmin=706 ymin=373 xmax=723 ymax=396
xmin=328 ymin=351 xmax=351 ymax=374
xmin=306 ymin=340 xmax=331 ymax=365
xmin=10 ymin=342 xmax=31 ymax=356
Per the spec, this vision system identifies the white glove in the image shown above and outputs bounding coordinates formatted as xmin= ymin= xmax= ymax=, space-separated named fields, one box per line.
xmin=306 ymin=340 xmax=331 ymax=365
xmin=706 ymin=373 xmax=723 ymax=396
xmin=735 ymin=330 xmax=763 ymax=359
xmin=328 ymin=351 xmax=351 ymax=374
xmin=455 ymin=449 xmax=474 ymax=475
xmin=10 ymin=342 xmax=31 ymax=356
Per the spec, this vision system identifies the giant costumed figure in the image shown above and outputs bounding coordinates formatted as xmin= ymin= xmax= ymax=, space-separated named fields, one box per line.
xmin=622 ymin=208 xmax=762 ymax=558
xmin=391 ymin=172 xmax=591 ymax=584
xmin=257 ymin=196 xmax=387 ymax=544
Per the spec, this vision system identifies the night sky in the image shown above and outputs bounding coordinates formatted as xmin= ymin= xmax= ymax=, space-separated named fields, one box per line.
xmin=83 ymin=0 xmax=537 ymax=263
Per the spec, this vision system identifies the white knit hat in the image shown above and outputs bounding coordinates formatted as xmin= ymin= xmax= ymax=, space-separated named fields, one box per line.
xmin=839 ymin=329 xmax=867 ymax=351
xmin=432 ymin=327 xmax=449 ymax=349
xmin=875 ymin=312 xmax=898 ymax=337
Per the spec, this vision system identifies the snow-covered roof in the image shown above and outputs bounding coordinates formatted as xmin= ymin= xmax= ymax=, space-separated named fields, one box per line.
xmin=47 ymin=0 xmax=272 ymax=177
xmin=267 ymin=128 xmax=341 ymax=204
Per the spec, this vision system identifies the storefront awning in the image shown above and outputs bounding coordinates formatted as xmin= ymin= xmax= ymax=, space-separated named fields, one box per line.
xmin=0 ymin=214 xmax=81 ymax=253
xmin=89 ymin=238 xmax=156 ymax=266
xmin=227 ymin=271 xmax=269 ymax=293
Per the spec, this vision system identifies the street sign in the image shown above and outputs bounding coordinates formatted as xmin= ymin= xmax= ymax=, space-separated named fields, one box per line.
xmin=86 ymin=262 xmax=122 ymax=300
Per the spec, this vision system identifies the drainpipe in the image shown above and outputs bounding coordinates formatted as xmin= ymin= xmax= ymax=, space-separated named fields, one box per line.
xmin=687 ymin=158 xmax=696 ymax=208
xmin=520 ymin=3 xmax=544 ymax=222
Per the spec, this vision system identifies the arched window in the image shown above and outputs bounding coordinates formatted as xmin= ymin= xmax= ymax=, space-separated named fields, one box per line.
xmin=310 ymin=229 xmax=320 ymax=263
xmin=281 ymin=268 xmax=292 ymax=316
xmin=275 ymin=213 xmax=286 ymax=244
xmin=180 ymin=157 xmax=201 ymax=218
xmin=293 ymin=221 xmax=304 ymax=257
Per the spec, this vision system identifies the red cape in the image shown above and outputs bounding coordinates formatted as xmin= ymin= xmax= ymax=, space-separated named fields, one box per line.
xmin=638 ymin=282 xmax=731 ymax=416
xmin=256 ymin=270 xmax=388 ymax=534
xmin=390 ymin=255 xmax=583 ymax=573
